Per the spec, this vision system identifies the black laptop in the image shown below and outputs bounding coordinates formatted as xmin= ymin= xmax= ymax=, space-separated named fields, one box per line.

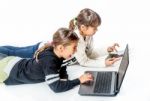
xmin=78 ymin=44 xmax=129 ymax=96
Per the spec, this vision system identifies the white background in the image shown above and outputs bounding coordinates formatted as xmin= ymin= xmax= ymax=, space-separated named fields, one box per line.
xmin=0 ymin=0 xmax=150 ymax=101
xmin=1 ymin=0 xmax=150 ymax=47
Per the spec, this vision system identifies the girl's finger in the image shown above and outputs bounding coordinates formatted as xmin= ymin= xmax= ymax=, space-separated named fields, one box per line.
xmin=113 ymin=43 xmax=119 ymax=52
xmin=112 ymin=57 xmax=120 ymax=63
xmin=114 ymin=43 xmax=120 ymax=47
xmin=113 ymin=47 xmax=118 ymax=52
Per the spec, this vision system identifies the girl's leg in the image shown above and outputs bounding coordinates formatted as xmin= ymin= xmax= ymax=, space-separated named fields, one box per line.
xmin=0 ymin=42 xmax=41 ymax=58
xmin=0 ymin=56 xmax=13 ymax=83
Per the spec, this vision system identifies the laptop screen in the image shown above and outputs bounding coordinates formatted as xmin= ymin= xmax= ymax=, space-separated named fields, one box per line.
xmin=117 ymin=45 xmax=129 ymax=90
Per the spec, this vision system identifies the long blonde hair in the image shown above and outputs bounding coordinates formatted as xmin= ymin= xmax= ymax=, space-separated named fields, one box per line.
xmin=34 ymin=28 xmax=79 ymax=62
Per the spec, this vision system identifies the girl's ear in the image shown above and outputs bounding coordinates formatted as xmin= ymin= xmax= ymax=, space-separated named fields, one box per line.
xmin=57 ymin=45 xmax=65 ymax=52
xmin=80 ymin=25 xmax=87 ymax=31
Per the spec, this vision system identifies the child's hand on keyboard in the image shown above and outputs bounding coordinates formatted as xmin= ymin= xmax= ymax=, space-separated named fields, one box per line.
xmin=79 ymin=73 xmax=93 ymax=84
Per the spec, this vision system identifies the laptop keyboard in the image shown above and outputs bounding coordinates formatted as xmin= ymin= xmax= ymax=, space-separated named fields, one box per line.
xmin=94 ymin=72 xmax=112 ymax=93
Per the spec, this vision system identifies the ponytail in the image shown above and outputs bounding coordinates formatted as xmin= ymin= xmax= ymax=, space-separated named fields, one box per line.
xmin=69 ymin=18 xmax=77 ymax=31
xmin=34 ymin=42 xmax=52 ymax=62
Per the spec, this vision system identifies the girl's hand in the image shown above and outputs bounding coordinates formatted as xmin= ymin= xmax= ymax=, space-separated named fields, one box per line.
xmin=107 ymin=43 xmax=120 ymax=53
xmin=79 ymin=73 xmax=93 ymax=84
xmin=105 ymin=57 xmax=120 ymax=67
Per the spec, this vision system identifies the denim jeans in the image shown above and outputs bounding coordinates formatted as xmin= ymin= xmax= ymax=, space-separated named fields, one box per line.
xmin=0 ymin=53 xmax=8 ymax=60
xmin=0 ymin=42 xmax=41 ymax=58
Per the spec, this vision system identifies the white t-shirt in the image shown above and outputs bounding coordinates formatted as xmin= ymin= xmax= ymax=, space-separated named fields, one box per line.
xmin=73 ymin=29 xmax=108 ymax=67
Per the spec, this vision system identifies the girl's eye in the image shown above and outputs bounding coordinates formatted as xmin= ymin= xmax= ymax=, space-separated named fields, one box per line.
xmin=74 ymin=46 xmax=77 ymax=50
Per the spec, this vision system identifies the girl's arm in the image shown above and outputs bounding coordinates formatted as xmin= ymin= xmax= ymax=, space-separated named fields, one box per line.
xmin=74 ymin=37 xmax=107 ymax=67
xmin=45 ymin=69 xmax=93 ymax=93
xmin=48 ymin=77 xmax=80 ymax=93
xmin=45 ymin=71 xmax=80 ymax=93
xmin=42 ymin=57 xmax=80 ymax=93
xmin=86 ymin=37 xmax=108 ymax=59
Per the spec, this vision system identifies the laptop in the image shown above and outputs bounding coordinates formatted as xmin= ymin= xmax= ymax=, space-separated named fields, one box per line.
xmin=78 ymin=44 xmax=129 ymax=96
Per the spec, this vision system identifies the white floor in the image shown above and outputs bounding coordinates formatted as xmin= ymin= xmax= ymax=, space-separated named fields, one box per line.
xmin=0 ymin=0 xmax=150 ymax=101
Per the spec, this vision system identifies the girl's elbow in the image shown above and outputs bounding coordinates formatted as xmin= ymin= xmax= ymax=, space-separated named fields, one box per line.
xmin=52 ymin=89 xmax=61 ymax=93
xmin=78 ymin=61 xmax=87 ymax=67
xmin=50 ymin=86 xmax=64 ymax=93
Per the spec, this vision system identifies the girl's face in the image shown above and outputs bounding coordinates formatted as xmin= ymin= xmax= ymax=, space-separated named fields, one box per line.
xmin=80 ymin=25 xmax=98 ymax=36
xmin=61 ymin=41 xmax=78 ymax=59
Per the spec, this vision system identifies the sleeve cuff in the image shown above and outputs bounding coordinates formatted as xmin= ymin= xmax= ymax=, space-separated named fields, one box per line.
xmin=72 ymin=78 xmax=80 ymax=85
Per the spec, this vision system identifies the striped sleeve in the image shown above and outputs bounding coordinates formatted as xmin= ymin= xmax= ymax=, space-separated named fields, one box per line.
xmin=45 ymin=74 xmax=59 ymax=85
xmin=41 ymin=55 xmax=80 ymax=93
xmin=45 ymin=73 xmax=80 ymax=93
